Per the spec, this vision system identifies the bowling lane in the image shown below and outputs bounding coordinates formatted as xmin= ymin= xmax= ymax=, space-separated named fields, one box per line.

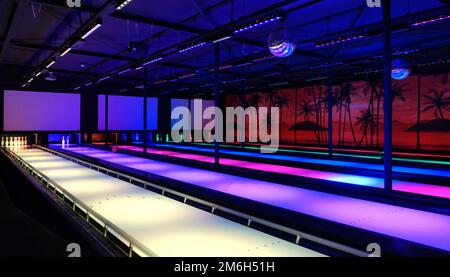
xmin=114 ymin=145 xmax=450 ymax=199
xmin=62 ymin=145 xmax=450 ymax=252
xmin=150 ymin=143 xmax=450 ymax=178
xmin=12 ymin=147 xmax=324 ymax=257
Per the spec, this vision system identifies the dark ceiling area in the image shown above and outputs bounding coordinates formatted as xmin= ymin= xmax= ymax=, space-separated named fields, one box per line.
xmin=0 ymin=0 xmax=449 ymax=96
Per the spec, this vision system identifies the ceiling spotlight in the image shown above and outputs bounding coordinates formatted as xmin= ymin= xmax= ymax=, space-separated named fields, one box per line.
xmin=45 ymin=58 xmax=56 ymax=69
xmin=118 ymin=68 xmax=131 ymax=75
xmin=213 ymin=36 xmax=232 ymax=44
xmin=60 ymin=46 xmax=72 ymax=57
xmin=81 ymin=19 xmax=102 ymax=40
xmin=116 ymin=0 xmax=133 ymax=10
xmin=97 ymin=75 xmax=111 ymax=83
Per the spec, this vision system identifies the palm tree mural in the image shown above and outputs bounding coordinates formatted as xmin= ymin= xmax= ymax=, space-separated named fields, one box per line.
xmin=318 ymin=90 xmax=339 ymax=145
xmin=273 ymin=94 xmax=290 ymax=135
xmin=265 ymin=90 xmax=278 ymax=109
xmin=406 ymin=88 xmax=450 ymax=133
xmin=370 ymin=81 xmax=409 ymax=147
xmin=243 ymin=93 xmax=260 ymax=108
xmin=306 ymin=87 xmax=322 ymax=143
xmin=362 ymin=80 xmax=381 ymax=147
xmin=422 ymin=89 xmax=450 ymax=120
xmin=391 ymin=82 xmax=409 ymax=104
xmin=292 ymin=98 xmax=327 ymax=143
xmin=297 ymin=99 xmax=315 ymax=121
xmin=313 ymin=86 xmax=328 ymax=144
xmin=374 ymin=82 xmax=383 ymax=147
xmin=336 ymin=83 xmax=358 ymax=146
xmin=356 ymin=109 xmax=375 ymax=147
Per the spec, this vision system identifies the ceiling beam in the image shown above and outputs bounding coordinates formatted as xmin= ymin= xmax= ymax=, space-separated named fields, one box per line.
xmin=10 ymin=41 xmax=137 ymax=61
xmin=0 ymin=2 xmax=19 ymax=60
xmin=112 ymin=11 xmax=209 ymax=34
xmin=29 ymin=0 xmax=209 ymax=34
xmin=21 ymin=0 xmax=120 ymax=85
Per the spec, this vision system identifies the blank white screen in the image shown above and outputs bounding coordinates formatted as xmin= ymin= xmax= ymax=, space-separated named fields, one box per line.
xmin=3 ymin=90 xmax=80 ymax=131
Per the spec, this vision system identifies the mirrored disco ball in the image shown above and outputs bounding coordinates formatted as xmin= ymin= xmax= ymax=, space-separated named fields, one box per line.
xmin=268 ymin=30 xmax=295 ymax=58
xmin=391 ymin=59 xmax=411 ymax=80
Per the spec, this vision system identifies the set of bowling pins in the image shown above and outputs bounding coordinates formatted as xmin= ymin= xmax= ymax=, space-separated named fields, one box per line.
xmin=1 ymin=136 xmax=27 ymax=149
xmin=61 ymin=136 xmax=70 ymax=148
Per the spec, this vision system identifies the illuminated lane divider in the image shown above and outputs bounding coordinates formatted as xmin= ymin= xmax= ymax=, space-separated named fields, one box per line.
xmin=2 ymin=147 xmax=156 ymax=257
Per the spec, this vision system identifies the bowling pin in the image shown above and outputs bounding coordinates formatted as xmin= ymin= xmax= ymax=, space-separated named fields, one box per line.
xmin=66 ymin=136 xmax=70 ymax=147
xmin=62 ymin=136 xmax=65 ymax=148
xmin=1 ymin=137 xmax=4 ymax=147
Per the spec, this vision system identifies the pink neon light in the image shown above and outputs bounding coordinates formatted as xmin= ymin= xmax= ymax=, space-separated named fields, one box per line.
xmin=116 ymin=145 xmax=450 ymax=199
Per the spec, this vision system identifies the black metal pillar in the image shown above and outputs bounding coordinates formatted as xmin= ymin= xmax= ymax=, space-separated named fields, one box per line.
xmin=240 ymin=82 xmax=245 ymax=150
xmin=417 ymin=75 xmax=421 ymax=151
xmin=105 ymin=92 xmax=109 ymax=146
xmin=143 ymin=67 xmax=148 ymax=153
xmin=0 ymin=87 xmax=4 ymax=133
xmin=214 ymin=43 xmax=221 ymax=165
xmin=327 ymin=71 xmax=333 ymax=156
xmin=383 ymin=0 xmax=392 ymax=191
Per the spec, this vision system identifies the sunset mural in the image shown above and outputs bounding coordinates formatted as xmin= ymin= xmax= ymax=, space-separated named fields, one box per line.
xmin=225 ymin=72 xmax=450 ymax=151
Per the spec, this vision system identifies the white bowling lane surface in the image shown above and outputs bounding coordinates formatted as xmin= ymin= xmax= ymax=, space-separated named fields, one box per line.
xmin=12 ymin=147 xmax=325 ymax=257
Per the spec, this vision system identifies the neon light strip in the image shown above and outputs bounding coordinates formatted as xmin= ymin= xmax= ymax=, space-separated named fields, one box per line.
xmin=152 ymin=144 xmax=450 ymax=178
xmin=193 ymin=142 xmax=450 ymax=164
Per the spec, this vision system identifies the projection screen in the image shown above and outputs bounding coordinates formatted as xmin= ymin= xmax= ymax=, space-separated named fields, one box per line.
xmin=3 ymin=90 xmax=80 ymax=131
xmin=98 ymin=95 xmax=158 ymax=131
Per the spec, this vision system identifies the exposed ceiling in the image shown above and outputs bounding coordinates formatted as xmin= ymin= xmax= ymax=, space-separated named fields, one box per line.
xmin=0 ymin=0 xmax=449 ymax=96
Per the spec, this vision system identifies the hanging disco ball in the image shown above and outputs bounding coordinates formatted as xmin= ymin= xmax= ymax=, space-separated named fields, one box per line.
xmin=268 ymin=29 xmax=295 ymax=58
xmin=391 ymin=59 xmax=411 ymax=80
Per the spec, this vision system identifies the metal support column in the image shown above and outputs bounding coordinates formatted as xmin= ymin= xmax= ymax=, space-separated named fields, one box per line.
xmin=143 ymin=67 xmax=148 ymax=153
xmin=327 ymin=71 xmax=333 ymax=157
xmin=383 ymin=0 xmax=392 ymax=191
xmin=105 ymin=92 xmax=109 ymax=146
xmin=214 ymin=43 xmax=221 ymax=165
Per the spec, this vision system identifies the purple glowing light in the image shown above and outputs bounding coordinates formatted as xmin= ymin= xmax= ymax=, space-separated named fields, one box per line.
xmin=179 ymin=42 xmax=207 ymax=53
xmin=234 ymin=16 xmax=282 ymax=34
xmin=315 ymin=34 xmax=365 ymax=48
xmin=143 ymin=57 xmax=162 ymax=66
xmin=269 ymin=41 xmax=295 ymax=57
xmin=411 ymin=15 xmax=450 ymax=27
xmin=391 ymin=59 xmax=411 ymax=80
xmin=115 ymin=146 xmax=450 ymax=200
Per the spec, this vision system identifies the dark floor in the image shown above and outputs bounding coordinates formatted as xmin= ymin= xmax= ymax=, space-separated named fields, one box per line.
xmin=0 ymin=153 xmax=108 ymax=257
xmin=0 ymin=177 xmax=70 ymax=257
